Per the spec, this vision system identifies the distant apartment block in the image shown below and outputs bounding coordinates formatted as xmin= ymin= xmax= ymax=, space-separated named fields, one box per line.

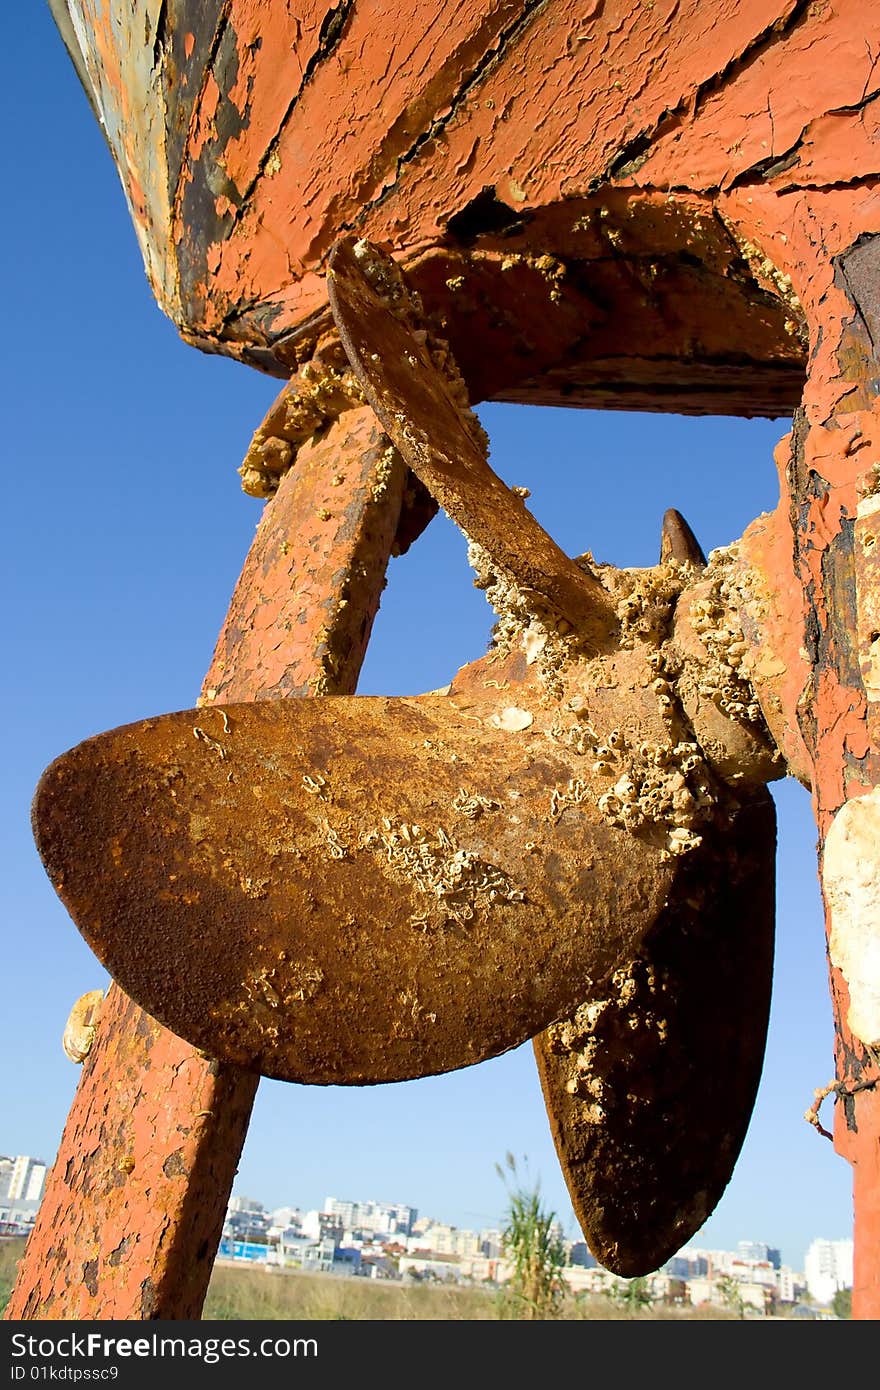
xmin=737 ymin=1240 xmax=781 ymax=1269
xmin=323 ymin=1197 xmax=416 ymax=1237
xmin=268 ymin=1205 xmax=304 ymax=1232
xmin=410 ymin=1223 xmax=483 ymax=1258
xmin=227 ymin=1195 xmax=264 ymax=1215
xmin=0 ymin=1154 xmax=47 ymax=1236
xmin=223 ymin=1196 xmax=270 ymax=1243
xmin=666 ymin=1251 xmax=709 ymax=1279
xmin=1 ymin=1155 xmax=47 ymax=1203
xmin=804 ymin=1238 xmax=853 ymax=1304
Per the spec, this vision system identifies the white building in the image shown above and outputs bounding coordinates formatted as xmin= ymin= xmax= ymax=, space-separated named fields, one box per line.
xmin=268 ymin=1205 xmax=304 ymax=1232
xmin=480 ymin=1229 xmax=504 ymax=1259
xmin=223 ymin=1196 xmax=269 ymax=1243
xmin=410 ymin=1223 xmax=482 ymax=1257
xmin=777 ymin=1267 xmax=801 ymax=1303
xmin=323 ymin=1197 xmax=416 ymax=1236
xmin=804 ymin=1238 xmax=853 ymax=1304
xmin=6 ymin=1156 xmax=47 ymax=1202
xmin=227 ymin=1195 xmax=264 ymax=1214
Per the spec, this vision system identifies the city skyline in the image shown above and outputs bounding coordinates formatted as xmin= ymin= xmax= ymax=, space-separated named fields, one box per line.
xmin=222 ymin=1181 xmax=852 ymax=1276
xmin=2 ymin=6 xmax=854 ymax=1286
xmin=1 ymin=1142 xmax=852 ymax=1281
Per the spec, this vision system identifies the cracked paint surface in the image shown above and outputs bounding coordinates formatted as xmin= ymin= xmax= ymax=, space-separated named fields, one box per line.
xmin=51 ymin=1 xmax=827 ymax=395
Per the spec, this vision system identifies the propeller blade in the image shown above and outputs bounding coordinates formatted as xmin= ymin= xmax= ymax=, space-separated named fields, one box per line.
xmin=327 ymin=237 xmax=614 ymax=646
xmin=33 ymin=694 xmax=679 ymax=1085
xmin=533 ymin=788 xmax=776 ymax=1276
xmin=660 ymin=508 xmax=707 ymax=568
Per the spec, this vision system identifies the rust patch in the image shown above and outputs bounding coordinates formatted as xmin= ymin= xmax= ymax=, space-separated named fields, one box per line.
xmin=839 ymin=234 xmax=880 ymax=356
xmin=162 ymin=1150 xmax=188 ymax=1180
xmin=81 ymin=1260 xmax=99 ymax=1298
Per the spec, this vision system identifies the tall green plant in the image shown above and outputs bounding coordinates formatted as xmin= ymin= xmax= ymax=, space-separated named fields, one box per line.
xmin=495 ymin=1153 xmax=567 ymax=1320
xmin=610 ymin=1275 xmax=653 ymax=1312
xmin=715 ymin=1274 xmax=746 ymax=1319
xmin=831 ymin=1287 xmax=852 ymax=1319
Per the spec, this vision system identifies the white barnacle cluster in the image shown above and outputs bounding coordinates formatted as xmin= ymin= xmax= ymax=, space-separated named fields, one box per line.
xmin=689 ymin=545 xmax=767 ymax=728
xmin=545 ymin=694 xmax=602 ymax=757
xmin=353 ymin=241 xmax=478 ymax=424
xmin=370 ymin=445 xmax=400 ymax=502
xmin=239 ymin=356 xmax=366 ymax=498
xmin=548 ymin=778 xmax=592 ymax=820
xmin=452 ymin=787 xmax=500 ymax=820
xmin=323 ymin=819 xmax=348 ymax=860
xmin=546 ymin=998 xmax=610 ymax=1123
xmin=591 ymin=731 xmax=713 ymax=856
xmin=857 ymin=460 xmax=880 ymax=501
xmin=545 ymin=962 xmax=670 ymax=1122
xmin=730 ymin=236 xmax=806 ymax=336
xmin=396 ymin=988 xmax=437 ymax=1027
xmin=248 ymin=957 xmax=324 ymax=1011
xmin=590 ymin=557 xmax=694 ymax=651
xmin=302 ymin=771 xmax=329 ymax=798
xmin=544 ymin=693 xmax=713 ymax=856
xmin=353 ymin=237 xmax=412 ymax=311
xmin=465 ymin=536 xmax=577 ymax=683
xmin=214 ymin=956 xmax=326 ymax=1047
xmin=238 ymin=873 xmax=270 ymax=899
xmin=532 ymin=252 xmax=567 ymax=304
xmin=362 ymin=816 xmax=524 ymax=927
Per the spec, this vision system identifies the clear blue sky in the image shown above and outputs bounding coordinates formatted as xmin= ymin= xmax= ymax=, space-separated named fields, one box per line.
xmin=1 ymin=6 xmax=852 ymax=1273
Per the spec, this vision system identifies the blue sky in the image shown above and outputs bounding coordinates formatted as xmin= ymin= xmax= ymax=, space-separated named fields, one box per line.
xmin=0 ymin=6 xmax=853 ymax=1272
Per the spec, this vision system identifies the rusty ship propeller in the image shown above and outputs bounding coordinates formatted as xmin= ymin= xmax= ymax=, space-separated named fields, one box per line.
xmin=326 ymin=239 xmax=781 ymax=1273
xmin=32 ymin=239 xmax=782 ymax=1274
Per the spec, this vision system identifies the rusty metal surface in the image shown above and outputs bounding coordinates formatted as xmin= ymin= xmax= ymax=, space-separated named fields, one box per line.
xmin=32 ymin=683 xmax=685 ymax=1085
xmin=714 ymin=182 xmax=880 ymax=1315
xmin=327 ymin=237 xmax=614 ymax=645
xmin=534 ymin=790 xmax=776 ymax=1277
xmin=6 ymin=413 xmax=403 ymax=1320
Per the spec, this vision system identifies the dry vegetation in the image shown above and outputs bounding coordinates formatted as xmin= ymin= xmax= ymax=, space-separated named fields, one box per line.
xmin=0 ymin=1238 xmax=735 ymax=1319
xmin=203 ymin=1259 xmax=735 ymax=1320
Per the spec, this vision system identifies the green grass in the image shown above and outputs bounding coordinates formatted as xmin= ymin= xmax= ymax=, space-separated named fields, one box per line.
xmin=0 ymin=1238 xmax=26 ymax=1317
